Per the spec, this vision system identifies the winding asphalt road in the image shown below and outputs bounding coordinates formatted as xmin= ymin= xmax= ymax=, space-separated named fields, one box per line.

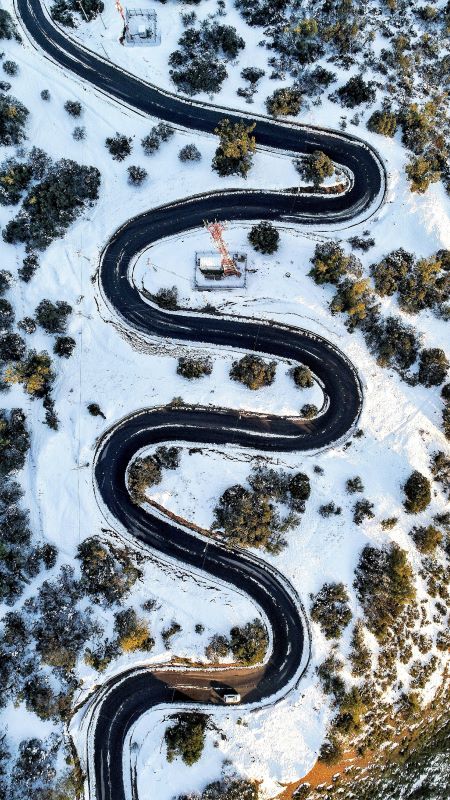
xmin=15 ymin=2 xmax=386 ymax=798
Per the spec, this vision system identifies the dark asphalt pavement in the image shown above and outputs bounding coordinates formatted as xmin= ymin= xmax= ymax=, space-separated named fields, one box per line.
xmin=14 ymin=3 xmax=386 ymax=798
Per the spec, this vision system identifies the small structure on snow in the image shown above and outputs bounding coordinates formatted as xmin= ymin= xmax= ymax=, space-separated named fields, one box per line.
xmin=195 ymin=221 xmax=247 ymax=290
xmin=124 ymin=9 xmax=160 ymax=46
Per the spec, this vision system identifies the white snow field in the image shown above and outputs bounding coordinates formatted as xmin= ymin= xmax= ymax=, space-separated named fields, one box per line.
xmin=0 ymin=0 xmax=449 ymax=798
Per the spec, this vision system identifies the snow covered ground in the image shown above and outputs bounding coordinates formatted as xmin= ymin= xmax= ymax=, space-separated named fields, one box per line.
xmin=1 ymin=1 xmax=449 ymax=798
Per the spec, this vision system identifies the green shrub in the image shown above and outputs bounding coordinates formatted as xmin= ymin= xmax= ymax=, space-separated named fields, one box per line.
xmin=248 ymin=221 xmax=279 ymax=254
xmin=310 ymin=582 xmax=352 ymax=639
xmin=165 ymin=713 xmax=208 ymax=765
xmin=230 ymin=354 xmax=276 ymax=390
xmin=403 ymin=470 xmax=431 ymax=514
xmin=212 ymin=119 xmax=256 ymax=178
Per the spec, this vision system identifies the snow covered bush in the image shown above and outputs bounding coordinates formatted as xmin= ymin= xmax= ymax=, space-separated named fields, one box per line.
xmin=177 ymin=355 xmax=212 ymax=379
xmin=354 ymin=543 xmax=415 ymax=640
xmin=0 ymin=94 xmax=29 ymax=146
xmin=2 ymin=159 xmax=100 ymax=250
xmin=35 ymin=299 xmax=72 ymax=333
xmin=105 ymin=132 xmax=132 ymax=161
xmin=169 ymin=20 xmax=244 ymax=96
xmin=310 ymin=582 xmax=352 ymax=640
xmin=127 ymin=165 xmax=148 ymax=185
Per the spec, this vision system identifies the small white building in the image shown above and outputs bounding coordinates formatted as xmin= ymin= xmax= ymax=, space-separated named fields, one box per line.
xmin=124 ymin=9 xmax=160 ymax=46
xmin=195 ymin=251 xmax=247 ymax=290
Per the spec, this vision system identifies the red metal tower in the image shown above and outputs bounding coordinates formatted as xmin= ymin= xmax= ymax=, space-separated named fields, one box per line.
xmin=205 ymin=220 xmax=240 ymax=277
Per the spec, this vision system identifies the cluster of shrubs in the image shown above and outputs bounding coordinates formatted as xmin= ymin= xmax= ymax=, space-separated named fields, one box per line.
xmin=309 ymin=241 xmax=449 ymax=390
xmin=0 ymin=735 xmax=81 ymax=800
xmin=1 ymin=532 xmax=153 ymax=740
xmin=213 ymin=465 xmax=310 ymax=553
xmin=310 ymin=582 xmax=352 ymax=640
xmin=2 ymin=152 xmax=100 ymax=250
xmin=354 ymin=543 xmax=415 ymax=640
xmin=0 ymin=93 xmax=29 ymax=147
xmin=295 ymin=150 xmax=335 ymax=187
xmin=0 ymin=410 xmax=58 ymax=607
xmin=127 ymin=446 xmax=180 ymax=503
xmin=232 ymin=0 xmax=449 ymax=194
xmin=169 ymin=18 xmax=245 ymax=96
xmin=205 ymin=619 xmax=268 ymax=666
xmin=51 ymin=0 xmax=104 ymax=27
xmin=371 ymin=248 xmax=449 ymax=318
xmin=176 ymin=776 xmax=259 ymax=800
xmin=1 ymin=269 xmax=60 ymax=428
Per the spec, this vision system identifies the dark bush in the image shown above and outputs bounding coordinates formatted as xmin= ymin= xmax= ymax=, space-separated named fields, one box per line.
xmin=127 ymin=165 xmax=148 ymax=185
xmin=165 ymin=713 xmax=208 ymax=765
xmin=179 ymin=143 xmax=201 ymax=162
xmin=141 ymin=122 xmax=174 ymax=155
xmin=410 ymin=525 xmax=442 ymax=554
xmin=354 ymin=543 xmax=415 ymax=639
xmin=105 ymin=132 xmax=132 ymax=161
xmin=0 ymin=9 xmax=20 ymax=40
xmin=2 ymin=159 xmax=100 ymax=250
xmin=309 ymin=241 xmax=354 ymax=285
xmin=418 ymin=348 xmax=449 ymax=387
xmin=169 ymin=20 xmax=244 ymax=96
xmin=0 ymin=94 xmax=29 ymax=146
xmin=73 ymin=126 xmax=86 ymax=141
xmin=151 ymin=286 xmax=178 ymax=310
xmin=64 ymin=100 xmax=82 ymax=117
xmin=367 ymin=109 xmax=397 ymax=137
xmin=3 ymin=60 xmax=18 ymax=77
xmin=346 ymin=476 xmax=364 ymax=494
xmin=77 ymin=537 xmax=142 ymax=604
xmin=310 ymin=582 xmax=352 ymax=639
xmin=371 ymin=249 xmax=414 ymax=297
xmin=404 ymin=470 xmax=431 ymax=514
xmin=128 ymin=455 xmax=162 ymax=503
xmin=0 ymin=159 xmax=33 ymax=205
xmin=248 ymin=221 xmax=279 ymax=254
xmin=87 ymin=402 xmax=105 ymax=418
xmin=337 ymin=75 xmax=376 ymax=108
xmin=0 ymin=298 xmax=14 ymax=331
xmin=18 ymin=252 xmax=39 ymax=282
xmin=0 ymin=332 xmax=26 ymax=362
xmin=353 ymin=498 xmax=375 ymax=525
xmin=53 ymin=335 xmax=76 ymax=358
xmin=292 ymin=365 xmax=313 ymax=388
xmin=300 ymin=402 xmax=318 ymax=420
xmin=229 ymin=619 xmax=268 ymax=664
xmin=35 ymin=299 xmax=72 ymax=333
xmin=177 ymin=355 xmax=212 ymax=379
